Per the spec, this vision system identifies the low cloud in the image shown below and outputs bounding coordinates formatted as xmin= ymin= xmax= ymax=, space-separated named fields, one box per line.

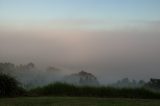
xmin=0 ymin=21 xmax=160 ymax=83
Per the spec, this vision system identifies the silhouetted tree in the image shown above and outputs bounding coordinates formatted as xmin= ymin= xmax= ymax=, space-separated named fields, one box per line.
xmin=0 ymin=73 xmax=24 ymax=97
xmin=145 ymin=78 xmax=160 ymax=91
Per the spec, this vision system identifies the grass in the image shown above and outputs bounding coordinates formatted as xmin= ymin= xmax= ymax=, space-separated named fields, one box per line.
xmin=0 ymin=97 xmax=160 ymax=106
xmin=28 ymin=82 xmax=160 ymax=99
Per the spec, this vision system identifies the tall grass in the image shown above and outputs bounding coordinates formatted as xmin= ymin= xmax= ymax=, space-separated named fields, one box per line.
xmin=29 ymin=82 xmax=160 ymax=99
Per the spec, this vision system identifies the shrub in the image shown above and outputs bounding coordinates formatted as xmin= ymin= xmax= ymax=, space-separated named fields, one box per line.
xmin=0 ymin=73 xmax=25 ymax=97
xmin=29 ymin=82 xmax=160 ymax=99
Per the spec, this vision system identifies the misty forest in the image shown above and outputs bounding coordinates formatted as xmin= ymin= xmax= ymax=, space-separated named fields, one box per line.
xmin=0 ymin=62 xmax=160 ymax=98
xmin=1 ymin=0 xmax=160 ymax=106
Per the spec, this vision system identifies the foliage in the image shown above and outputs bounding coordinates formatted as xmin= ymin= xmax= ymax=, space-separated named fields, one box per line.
xmin=0 ymin=73 xmax=25 ymax=97
xmin=109 ymin=78 xmax=146 ymax=88
xmin=29 ymin=82 xmax=160 ymax=99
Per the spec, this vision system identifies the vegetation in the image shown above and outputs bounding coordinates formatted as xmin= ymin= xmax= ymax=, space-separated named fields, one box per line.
xmin=109 ymin=78 xmax=146 ymax=88
xmin=144 ymin=79 xmax=160 ymax=92
xmin=1 ymin=73 xmax=160 ymax=99
xmin=1 ymin=62 xmax=160 ymax=100
xmin=29 ymin=82 xmax=160 ymax=99
xmin=0 ymin=73 xmax=25 ymax=97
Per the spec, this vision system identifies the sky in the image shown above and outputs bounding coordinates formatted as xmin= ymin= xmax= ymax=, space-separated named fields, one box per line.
xmin=1 ymin=0 xmax=160 ymax=28
xmin=0 ymin=0 xmax=160 ymax=83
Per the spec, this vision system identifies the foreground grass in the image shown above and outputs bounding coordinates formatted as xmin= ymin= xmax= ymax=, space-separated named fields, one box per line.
xmin=0 ymin=97 xmax=160 ymax=106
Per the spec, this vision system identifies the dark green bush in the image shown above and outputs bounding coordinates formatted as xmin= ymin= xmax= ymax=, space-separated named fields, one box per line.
xmin=0 ymin=73 xmax=25 ymax=97
xmin=29 ymin=82 xmax=160 ymax=99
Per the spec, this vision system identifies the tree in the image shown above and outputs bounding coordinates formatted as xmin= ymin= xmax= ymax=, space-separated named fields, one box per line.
xmin=0 ymin=73 xmax=24 ymax=97
xmin=26 ymin=62 xmax=35 ymax=70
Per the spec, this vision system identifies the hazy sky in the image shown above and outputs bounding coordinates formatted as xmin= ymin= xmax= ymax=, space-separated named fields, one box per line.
xmin=0 ymin=0 xmax=160 ymax=82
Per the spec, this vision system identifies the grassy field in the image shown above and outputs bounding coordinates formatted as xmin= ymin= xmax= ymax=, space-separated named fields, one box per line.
xmin=0 ymin=97 xmax=160 ymax=106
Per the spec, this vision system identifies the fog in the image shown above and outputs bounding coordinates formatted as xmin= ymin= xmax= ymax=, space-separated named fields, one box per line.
xmin=0 ymin=22 xmax=160 ymax=84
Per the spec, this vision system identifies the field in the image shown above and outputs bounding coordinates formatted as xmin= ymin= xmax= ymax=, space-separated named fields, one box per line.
xmin=0 ymin=97 xmax=160 ymax=106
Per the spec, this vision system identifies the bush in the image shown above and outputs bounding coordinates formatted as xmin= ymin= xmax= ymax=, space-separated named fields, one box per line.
xmin=0 ymin=73 xmax=25 ymax=97
xmin=29 ymin=82 xmax=160 ymax=99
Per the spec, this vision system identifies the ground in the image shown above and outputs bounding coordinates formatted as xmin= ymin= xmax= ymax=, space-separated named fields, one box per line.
xmin=0 ymin=97 xmax=160 ymax=106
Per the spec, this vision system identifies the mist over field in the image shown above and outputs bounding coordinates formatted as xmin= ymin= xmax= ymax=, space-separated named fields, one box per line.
xmin=0 ymin=0 xmax=160 ymax=85
xmin=1 ymin=25 xmax=160 ymax=83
